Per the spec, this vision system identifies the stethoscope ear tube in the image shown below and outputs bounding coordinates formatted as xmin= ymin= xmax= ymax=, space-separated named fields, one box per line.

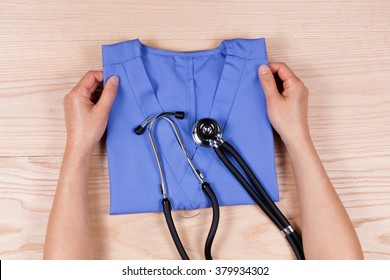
xmin=161 ymin=184 xmax=220 ymax=260
xmin=213 ymin=141 xmax=305 ymax=260
xmin=201 ymin=182 xmax=220 ymax=260
xmin=162 ymin=198 xmax=190 ymax=260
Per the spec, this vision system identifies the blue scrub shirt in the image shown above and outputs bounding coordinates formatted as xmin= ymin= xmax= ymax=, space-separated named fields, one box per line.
xmin=102 ymin=38 xmax=279 ymax=214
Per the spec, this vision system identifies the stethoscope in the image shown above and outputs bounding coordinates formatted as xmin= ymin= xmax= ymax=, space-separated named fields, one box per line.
xmin=136 ymin=112 xmax=305 ymax=260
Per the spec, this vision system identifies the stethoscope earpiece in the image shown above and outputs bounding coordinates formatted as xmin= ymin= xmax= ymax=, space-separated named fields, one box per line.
xmin=134 ymin=111 xmax=185 ymax=135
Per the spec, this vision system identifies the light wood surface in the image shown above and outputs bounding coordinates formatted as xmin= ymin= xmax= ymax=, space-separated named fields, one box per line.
xmin=1 ymin=0 xmax=389 ymax=259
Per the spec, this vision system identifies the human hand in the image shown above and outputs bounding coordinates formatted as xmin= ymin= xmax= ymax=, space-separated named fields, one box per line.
xmin=258 ymin=63 xmax=310 ymax=148
xmin=63 ymin=71 xmax=118 ymax=155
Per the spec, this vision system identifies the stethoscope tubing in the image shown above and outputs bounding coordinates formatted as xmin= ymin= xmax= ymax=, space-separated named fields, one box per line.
xmin=162 ymin=182 xmax=220 ymax=260
xmin=201 ymin=182 xmax=220 ymax=260
xmin=213 ymin=141 xmax=305 ymax=260
xmin=162 ymin=197 xmax=190 ymax=260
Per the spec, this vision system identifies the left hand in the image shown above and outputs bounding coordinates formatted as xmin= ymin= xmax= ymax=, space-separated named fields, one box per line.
xmin=63 ymin=71 xmax=118 ymax=155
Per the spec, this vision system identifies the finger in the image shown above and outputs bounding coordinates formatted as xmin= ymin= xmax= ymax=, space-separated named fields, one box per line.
xmin=90 ymin=83 xmax=103 ymax=104
xmin=258 ymin=64 xmax=281 ymax=102
xmin=74 ymin=71 xmax=103 ymax=96
xmin=94 ymin=76 xmax=118 ymax=114
xmin=269 ymin=63 xmax=301 ymax=89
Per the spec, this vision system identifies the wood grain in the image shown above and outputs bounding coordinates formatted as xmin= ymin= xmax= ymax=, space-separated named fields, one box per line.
xmin=0 ymin=0 xmax=389 ymax=259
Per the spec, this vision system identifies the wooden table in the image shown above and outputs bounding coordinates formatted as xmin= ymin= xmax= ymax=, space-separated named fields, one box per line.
xmin=1 ymin=0 xmax=389 ymax=259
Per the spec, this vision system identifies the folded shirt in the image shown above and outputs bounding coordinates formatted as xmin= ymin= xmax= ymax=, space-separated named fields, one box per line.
xmin=102 ymin=38 xmax=279 ymax=214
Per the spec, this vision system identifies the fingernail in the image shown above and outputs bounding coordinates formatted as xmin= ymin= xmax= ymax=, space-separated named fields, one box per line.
xmin=259 ymin=65 xmax=269 ymax=75
xmin=109 ymin=76 xmax=119 ymax=86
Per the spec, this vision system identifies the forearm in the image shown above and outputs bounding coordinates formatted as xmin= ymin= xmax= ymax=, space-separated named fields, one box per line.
xmin=44 ymin=145 xmax=93 ymax=259
xmin=286 ymin=136 xmax=363 ymax=259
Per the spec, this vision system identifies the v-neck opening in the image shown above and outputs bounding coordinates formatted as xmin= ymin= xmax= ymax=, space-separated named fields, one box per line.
xmin=134 ymin=39 xmax=229 ymax=111
xmin=134 ymin=40 xmax=232 ymax=184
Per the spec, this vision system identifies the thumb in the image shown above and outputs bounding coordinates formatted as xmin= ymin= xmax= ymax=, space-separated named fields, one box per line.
xmin=258 ymin=64 xmax=280 ymax=103
xmin=95 ymin=75 xmax=118 ymax=114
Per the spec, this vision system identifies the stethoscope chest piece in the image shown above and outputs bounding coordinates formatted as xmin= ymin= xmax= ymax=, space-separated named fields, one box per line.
xmin=192 ymin=118 xmax=223 ymax=147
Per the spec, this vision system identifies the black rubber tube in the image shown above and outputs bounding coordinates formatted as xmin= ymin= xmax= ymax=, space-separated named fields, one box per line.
xmin=286 ymin=233 xmax=305 ymax=260
xmin=202 ymin=182 xmax=220 ymax=260
xmin=290 ymin=231 xmax=305 ymax=260
xmin=214 ymin=143 xmax=305 ymax=260
xmin=221 ymin=142 xmax=291 ymax=227
xmin=162 ymin=198 xmax=190 ymax=260
xmin=162 ymin=188 xmax=220 ymax=260
xmin=220 ymin=142 xmax=305 ymax=259
xmin=214 ymin=147 xmax=284 ymax=229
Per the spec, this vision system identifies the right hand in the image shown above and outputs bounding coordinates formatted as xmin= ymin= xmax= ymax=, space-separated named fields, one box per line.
xmin=258 ymin=62 xmax=310 ymax=148
xmin=63 ymin=71 xmax=118 ymax=155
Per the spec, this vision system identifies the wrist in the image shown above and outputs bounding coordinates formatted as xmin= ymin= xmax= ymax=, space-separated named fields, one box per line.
xmin=57 ymin=141 xmax=92 ymax=193
xmin=64 ymin=140 xmax=94 ymax=160
xmin=283 ymin=131 xmax=313 ymax=154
